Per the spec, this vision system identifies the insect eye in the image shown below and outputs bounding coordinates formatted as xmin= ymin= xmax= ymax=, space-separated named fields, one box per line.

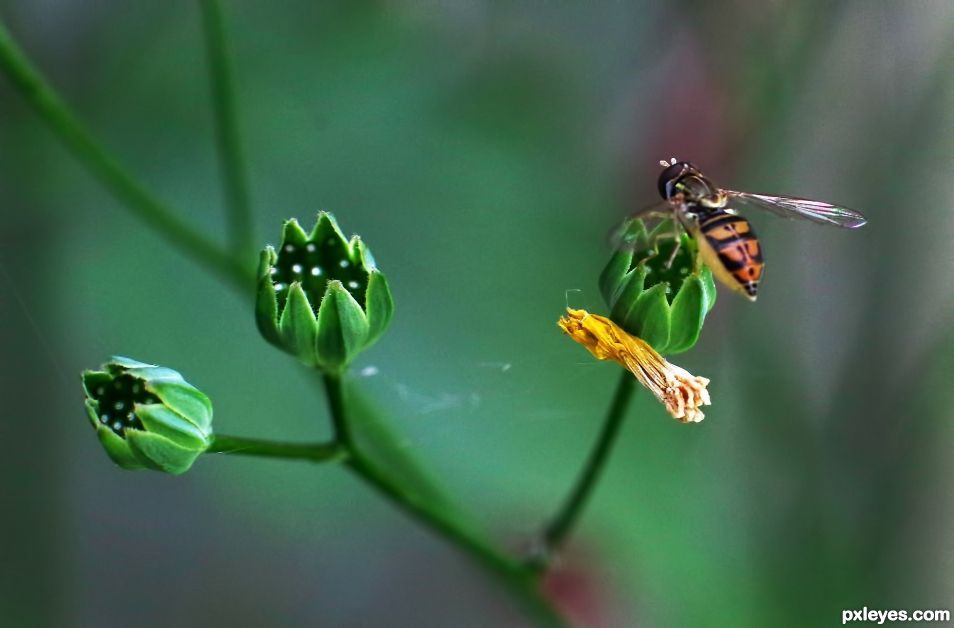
xmin=657 ymin=163 xmax=685 ymax=199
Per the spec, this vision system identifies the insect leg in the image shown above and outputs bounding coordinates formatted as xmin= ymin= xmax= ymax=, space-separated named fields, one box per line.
xmin=665 ymin=235 xmax=682 ymax=268
xmin=637 ymin=223 xmax=684 ymax=268
xmin=635 ymin=210 xmax=673 ymax=222
xmin=616 ymin=199 xmax=686 ymax=262
xmin=662 ymin=203 xmax=685 ymax=268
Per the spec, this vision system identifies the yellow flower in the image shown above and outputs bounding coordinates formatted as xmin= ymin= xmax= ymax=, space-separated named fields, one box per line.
xmin=558 ymin=308 xmax=711 ymax=423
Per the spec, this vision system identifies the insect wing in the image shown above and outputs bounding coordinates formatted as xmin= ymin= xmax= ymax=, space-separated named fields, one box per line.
xmin=724 ymin=191 xmax=867 ymax=229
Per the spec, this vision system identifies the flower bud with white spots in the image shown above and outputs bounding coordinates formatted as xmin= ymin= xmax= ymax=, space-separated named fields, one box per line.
xmin=82 ymin=357 xmax=213 ymax=474
xmin=600 ymin=218 xmax=716 ymax=354
xmin=255 ymin=212 xmax=394 ymax=372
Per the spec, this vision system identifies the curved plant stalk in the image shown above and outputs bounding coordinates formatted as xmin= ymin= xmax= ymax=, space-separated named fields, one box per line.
xmin=530 ymin=372 xmax=636 ymax=572
xmin=322 ymin=374 xmax=567 ymax=627
xmin=0 ymin=19 xmax=252 ymax=292
xmin=2 ymin=12 xmax=570 ymax=626
xmin=198 ymin=0 xmax=255 ymax=257
xmin=208 ymin=435 xmax=344 ymax=463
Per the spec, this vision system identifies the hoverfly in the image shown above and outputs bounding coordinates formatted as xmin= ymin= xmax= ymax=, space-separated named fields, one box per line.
xmin=620 ymin=158 xmax=867 ymax=301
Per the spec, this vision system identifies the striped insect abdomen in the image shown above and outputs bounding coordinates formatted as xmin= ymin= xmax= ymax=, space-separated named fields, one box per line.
xmin=695 ymin=210 xmax=764 ymax=300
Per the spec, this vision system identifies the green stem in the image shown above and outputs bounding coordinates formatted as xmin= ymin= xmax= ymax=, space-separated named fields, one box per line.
xmin=198 ymin=0 xmax=254 ymax=257
xmin=208 ymin=434 xmax=344 ymax=462
xmin=532 ymin=371 xmax=635 ymax=573
xmin=0 ymin=19 xmax=252 ymax=292
xmin=321 ymin=374 xmax=567 ymax=627
xmin=347 ymin=453 xmax=565 ymax=626
xmin=323 ymin=372 xmax=354 ymax=449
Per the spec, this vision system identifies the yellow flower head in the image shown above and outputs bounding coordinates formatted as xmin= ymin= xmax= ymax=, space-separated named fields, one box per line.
xmin=558 ymin=308 xmax=711 ymax=423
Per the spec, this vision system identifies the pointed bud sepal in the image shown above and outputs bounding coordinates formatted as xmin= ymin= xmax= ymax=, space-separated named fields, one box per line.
xmin=599 ymin=218 xmax=716 ymax=354
xmin=81 ymin=357 xmax=213 ymax=474
xmin=256 ymin=212 xmax=394 ymax=372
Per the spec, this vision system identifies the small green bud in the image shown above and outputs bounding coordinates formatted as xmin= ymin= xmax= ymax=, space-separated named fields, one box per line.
xmin=81 ymin=357 xmax=213 ymax=475
xmin=599 ymin=218 xmax=716 ymax=354
xmin=256 ymin=212 xmax=394 ymax=372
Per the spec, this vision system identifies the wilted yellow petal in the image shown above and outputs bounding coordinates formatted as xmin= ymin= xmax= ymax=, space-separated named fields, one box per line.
xmin=558 ymin=308 xmax=710 ymax=423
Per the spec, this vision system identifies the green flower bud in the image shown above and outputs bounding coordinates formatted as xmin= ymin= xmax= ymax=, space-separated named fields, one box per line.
xmin=81 ymin=357 xmax=213 ymax=475
xmin=256 ymin=212 xmax=394 ymax=372
xmin=599 ymin=218 xmax=716 ymax=354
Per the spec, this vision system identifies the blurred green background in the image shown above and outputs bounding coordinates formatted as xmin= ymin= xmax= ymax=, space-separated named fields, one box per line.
xmin=1 ymin=1 xmax=952 ymax=626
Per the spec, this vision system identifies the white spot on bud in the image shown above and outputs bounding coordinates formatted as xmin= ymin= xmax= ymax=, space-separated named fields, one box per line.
xmin=96 ymin=387 xmax=105 ymax=395
xmin=274 ymin=283 xmax=286 ymax=292
xmin=306 ymin=243 xmax=317 ymax=253
xmin=311 ymin=266 xmax=322 ymax=276
xmin=132 ymin=383 xmax=141 ymax=394
xmin=284 ymin=244 xmax=295 ymax=253
xmin=270 ymin=267 xmax=278 ymax=276
xmin=347 ymin=280 xmax=359 ymax=289
xmin=112 ymin=421 xmax=122 ymax=431
xmin=679 ymin=267 xmax=689 ymax=275
xmin=101 ymin=413 xmax=110 ymax=423
xmin=291 ymin=263 xmax=303 ymax=274
xmin=127 ymin=412 xmax=135 ymax=421
xmin=114 ymin=401 xmax=125 ymax=411
xmin=339 ymin=260 xmax=349 ymax=268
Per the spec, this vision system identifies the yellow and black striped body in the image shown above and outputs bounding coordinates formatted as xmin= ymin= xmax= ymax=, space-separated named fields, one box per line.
xmin=658 ymin=160 xmax=766 ymax=300
xmin=692 ymin=208 xmax=764 ymax=301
